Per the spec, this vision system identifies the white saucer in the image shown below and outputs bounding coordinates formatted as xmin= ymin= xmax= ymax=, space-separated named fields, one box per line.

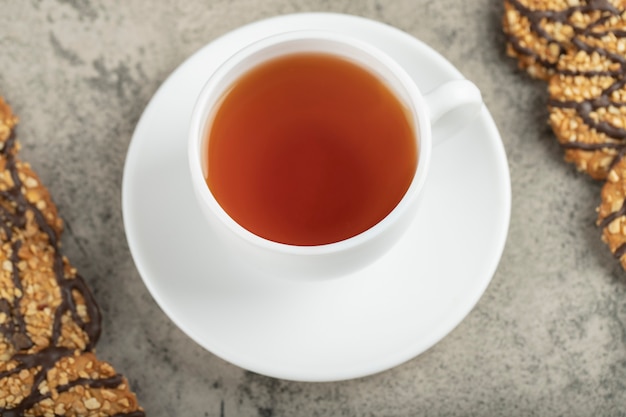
xmin=122 ymin=13 xmax=511 ymax=382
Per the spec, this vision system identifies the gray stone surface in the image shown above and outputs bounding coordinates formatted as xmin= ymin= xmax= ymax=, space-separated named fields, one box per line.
xmin=2 ymin=0 xmax=626 ymax=416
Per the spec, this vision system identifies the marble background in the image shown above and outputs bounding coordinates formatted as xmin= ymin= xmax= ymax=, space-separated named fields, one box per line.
xmin=2 ymin=0 xmax=626 ymax=416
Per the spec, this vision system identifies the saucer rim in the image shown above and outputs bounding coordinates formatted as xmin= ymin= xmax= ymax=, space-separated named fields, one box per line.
xmin=122 ymin=12 xmax=511 ymax=382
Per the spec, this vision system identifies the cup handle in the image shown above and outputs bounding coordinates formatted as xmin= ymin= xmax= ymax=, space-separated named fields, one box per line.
xmin=423 ymin=79 xmax=483 ymax=145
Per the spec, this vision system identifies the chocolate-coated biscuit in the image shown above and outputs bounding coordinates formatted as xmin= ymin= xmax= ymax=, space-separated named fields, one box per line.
xmin=0 ymin=97 xmax=145 ymax=416
xmin=503 ymin=0 xmax=625 ymax=80
xmin=548 ymin=72 xmax=626 ymax=179
xmin=0 ymin=97 xmax=99 ymax=358
xmin=504 ymin=0 xmax=626 ymax=270
xmin=547 ymin=12 xmax=626 ymax=179
xmin=0 ymin=350 xmax=142 ymax=416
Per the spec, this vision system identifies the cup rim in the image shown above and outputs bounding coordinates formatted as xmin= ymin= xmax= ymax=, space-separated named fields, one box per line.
xmin=188 ymin=29 xmax=432 ymax=256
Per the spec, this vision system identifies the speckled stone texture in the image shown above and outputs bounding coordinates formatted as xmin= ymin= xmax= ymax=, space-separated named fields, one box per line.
xmin=2 ymin=0 xmax=626 ymax=416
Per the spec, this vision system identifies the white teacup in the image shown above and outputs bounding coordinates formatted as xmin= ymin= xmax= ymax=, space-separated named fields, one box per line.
xmin=188 ymin=30 xmax=482 ymax=280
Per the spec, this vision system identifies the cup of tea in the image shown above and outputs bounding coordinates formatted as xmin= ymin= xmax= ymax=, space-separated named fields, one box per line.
xmin=188 ymin=30 xmax=482 ymax=280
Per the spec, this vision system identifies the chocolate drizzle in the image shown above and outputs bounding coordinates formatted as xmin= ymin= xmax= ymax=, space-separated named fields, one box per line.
xmin=0 ymin=239 xmax=33 ymax=351
xmin=550 ymin=96 xmax=626 ymax=141
xmin=608 ymin=144 xmax=626 ymax=169
xmin=507 ymin=0 xmax=621 ymax=67
xmin=599 ymin=197 xmax=626 ymax=229
xmin=508 ymin=0 xmax=626 ymax=140
xmin=0 ymin=130 xmax=144 ymax=416
xmin=1 ymin=350 xmax=130 ymax=417
xmin=0 ymin=346 xmax=72 ymax=417
xmin=506 ymin=1 xmax=626 ymax=257
xmin=614 ymin=241 xmax=626 ymax=258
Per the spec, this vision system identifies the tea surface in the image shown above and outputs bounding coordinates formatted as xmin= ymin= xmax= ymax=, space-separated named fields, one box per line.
xmin=206 ymin=53 xmax=417 ymax=245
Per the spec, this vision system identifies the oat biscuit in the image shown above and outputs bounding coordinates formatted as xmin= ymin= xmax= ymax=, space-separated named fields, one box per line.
xmin=503 ymin=0 xmax=625 ymax=80
xmin=546 ymin=10 xmax=626 ymax=179
xmin=0 ymin=350 xmax=142 ymax=417
xmin=548 ymin=71 xmax=626 ymax=179
xmin=0 ymin=97 xmax=144 ymax=416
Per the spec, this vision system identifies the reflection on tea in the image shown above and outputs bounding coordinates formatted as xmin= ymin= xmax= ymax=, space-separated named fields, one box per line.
xmin=206 ymin=52 xmax=417 ymax=245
